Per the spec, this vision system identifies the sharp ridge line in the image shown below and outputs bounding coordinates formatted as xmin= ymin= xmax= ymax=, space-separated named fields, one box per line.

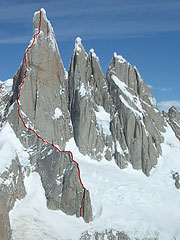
xmin=16 ymin=9 xmax=85 ymax=217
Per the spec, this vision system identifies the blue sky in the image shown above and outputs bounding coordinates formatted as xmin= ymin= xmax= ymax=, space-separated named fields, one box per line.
xmin=0 ymin=0 xmax=180 ymax=111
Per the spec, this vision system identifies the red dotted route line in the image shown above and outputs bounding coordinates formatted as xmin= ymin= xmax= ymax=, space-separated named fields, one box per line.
xmin=17 ymin=9 xmax=85 ymax=217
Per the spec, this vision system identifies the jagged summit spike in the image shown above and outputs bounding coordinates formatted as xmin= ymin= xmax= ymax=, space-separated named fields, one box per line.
xmin=113 ymin=52 xmax=127 ymax=64
xmin=34 ymin=8 xmax=47 ymax=20
xmin=74 ymin=37 xmax=83 ymax=51
xmin=75 ymin=37 xmax=82 ymax=45
xmin=31 ymin=8 xmax=61 ymax=55
xmin=89 ymin=48 xmax=99 ymax=61
xmin=33 ymin=8 xmax=52 ymax=36
xmin=40 ymin=8 xmax=47 ymax=16
xmin=74 ymin=37 xmax=87 ymax=55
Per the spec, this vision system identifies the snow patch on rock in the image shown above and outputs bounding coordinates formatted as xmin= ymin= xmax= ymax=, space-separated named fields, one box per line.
xmin=95 ymin=106 xmax=111 ymax=136
xmin=116 ymin=140 xmax=124 ymax=156
xmin=79 ymin=83 xmax=86 ymax=97
xmin=52 ymin=107 xmax=63 ymax=120
xmin=114 ymin=52 xmax=127 ymax=64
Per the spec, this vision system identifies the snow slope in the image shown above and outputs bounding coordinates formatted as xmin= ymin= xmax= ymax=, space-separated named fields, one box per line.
xmin=8 ymin=123 xmax=180 ymax=239
xmin=0 ymin=122 xmax=29 ymax=176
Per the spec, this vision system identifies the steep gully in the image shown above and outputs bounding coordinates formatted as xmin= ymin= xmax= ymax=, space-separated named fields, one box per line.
xmin=17 ymin=9 xmax=85 ymax=217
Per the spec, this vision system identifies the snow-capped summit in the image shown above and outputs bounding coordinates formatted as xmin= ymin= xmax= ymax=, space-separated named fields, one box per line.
xmin=75 ymin=36 xmax=82 ymax=46
xmin=113 ymin=52 xmax=127 ymax=64
xmin=74 ymin=37 xmax=87 ymax=57
xmin=89 ymin=48 xmax=99 ymax=61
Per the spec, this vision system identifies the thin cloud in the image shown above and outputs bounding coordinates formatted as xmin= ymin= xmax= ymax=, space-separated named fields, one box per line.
xmin=0 ymin=36 xmax=30 ymax=44
xmin=1 ymin=0 xmax=180 ymax=21
xmin=0 ymin=0 xmax=180 ymax=44
xmin=156 ymin=87 xmax=172 ymax=92
xmin=147 ymin=84 xmax=153 ymax=89
xmin=158 ymin=100 xmax=180 ymax=112
xmin=0 ymin=3 xmax=42 ymax=22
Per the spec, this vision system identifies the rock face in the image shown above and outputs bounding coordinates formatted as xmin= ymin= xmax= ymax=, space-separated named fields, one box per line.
xmin=106 ymin=54 xmax=166 ymax=175
xmin=69 ymin=44 xmax=166 ymax=175
xmin=68 ymin=42 xmax=113 ymax=161
xmin=172 ymin=172 xmax=180 ymax=189
xmin=8 ymin=8 xmax=92 ymax=224
xmin=163 ymin=106 xmax=180 ymax=141
xmin=0 ymin=193 xmax=11 ymax=240
xmin=9 ymin=9 xmax=71 ymax=150
xmin=36 ymin=144 xmax=92 ymax=222
xmin=0 ymin=156 xmax=26 ymax=240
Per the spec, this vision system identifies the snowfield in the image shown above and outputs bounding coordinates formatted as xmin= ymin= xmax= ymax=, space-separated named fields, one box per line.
xmin=5 ymin=121 xmax=180 ymax=239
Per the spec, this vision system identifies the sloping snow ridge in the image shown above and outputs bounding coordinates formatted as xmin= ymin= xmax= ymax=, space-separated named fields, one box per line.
xmin=111 ymin=75 xmax=144 ymax=118
xmin=0 ymin=122 xmax=29 ymax=176
xmin=9 ymin=123 xmax=180 ymax=239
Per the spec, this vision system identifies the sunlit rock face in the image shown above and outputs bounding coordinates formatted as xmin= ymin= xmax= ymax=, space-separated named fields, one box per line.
xmin=7 ymin=9 xmax=92 ymax=224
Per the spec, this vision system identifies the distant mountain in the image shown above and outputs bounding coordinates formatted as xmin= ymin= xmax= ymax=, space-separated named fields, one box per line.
xmin=0 ymin=8 xmax=180 ymax=240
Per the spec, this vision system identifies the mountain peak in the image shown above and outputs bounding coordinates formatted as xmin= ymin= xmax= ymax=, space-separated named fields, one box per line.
xmin=34 ymin=8 xmax=47 ymax=21
xmin=74 ymin=37 xmax=83 ymax=51
xmin=75 ymin=36 xmax=82 ymax=45
xmin=89 ymin=48 xmax=99 ymax=61
xmin=33 ymin=8 xmax=54 ymax=41
xmin=113 ymin=52 xmax=127 ymax=64
xmin=169 ymin=106 xmax=178 ymax=114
